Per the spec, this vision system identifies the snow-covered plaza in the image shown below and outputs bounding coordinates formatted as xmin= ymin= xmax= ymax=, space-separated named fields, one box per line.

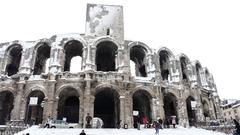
xmin=15 ymin=126 xmax=229 ymax=135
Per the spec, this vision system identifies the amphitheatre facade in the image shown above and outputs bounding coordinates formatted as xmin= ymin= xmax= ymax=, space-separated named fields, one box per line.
xmin=0 ymin=4 xmax=221 ymax=128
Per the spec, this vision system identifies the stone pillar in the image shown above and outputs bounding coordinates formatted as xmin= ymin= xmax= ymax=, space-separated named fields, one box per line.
xmin=119 ymin=95 xmax=125 ymax=127
xmin=83 ymin=73 xmax=94 ymax=127
xmin=90 ymin=46 xmax=97 ymax=70
xmin=52 ymin=97 xmax=59 ymax=120
xmin=41 ymin=98 xmax=49 ymax=123
xmin=124 ymin=94 xmax=133 ymax=128
xmin=151 ymin=98 xmax=158 ymax=121
xmin=146 ymin=54 xmax=155 ymax=78
xmin=11 ymin=81 xmax=25 ymax=121
xmin=49 ymin=46 xmax=64 ymax=73
xmin=169 ymin=60 xmax=180 ymax=83
xmin=84 ymin=45 xmax=92 ymax=71
xmin=178 ymin=90 xmax=188 ymax=127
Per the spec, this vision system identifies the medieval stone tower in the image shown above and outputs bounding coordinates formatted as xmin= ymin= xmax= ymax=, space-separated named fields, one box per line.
xmin=0 ymin=4 xmax=221 ymax=128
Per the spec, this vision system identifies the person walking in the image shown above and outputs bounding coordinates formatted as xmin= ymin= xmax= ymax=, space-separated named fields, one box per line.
xmin=172 ymin=116 xmax=176 ymax=128
xmin=233 ymin=119 xmax=240 ymax=135
xmin=44 ymin=116 xmax=51 ymax=128
xmin=154 ymin=120 xmax=160 ymax=135
xmin=86 ymin=113 xmax=92 ymax=128
xmin=79 ymin=130 xmax=86 ymax=135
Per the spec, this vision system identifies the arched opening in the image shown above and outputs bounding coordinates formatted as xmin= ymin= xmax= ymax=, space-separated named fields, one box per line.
xmin=163 ymin=93 xmax=178 ymax=122
xmin=5 ymin=44 xmax=22 ymax=76
xmin=180 ymin=57 xmax=189 ymax=82
xmin=96 ymin=41 xmax=118 ymax=72
xmin=33 ymin=43 xmax=51 ymax=75
xmin=45 ymin=58 xmax=50 ymax=73
xmin=159 ymin=50 xmax=170 ymax=81
xmin=132 ymin=90 xmax=152 ymax=128
xmin=130 ymin=60 xmax=136 ymax=76
xmin=213 ymin=103 xmax=217 ymax=119
xmin=186 ymin=96 xmax=196 ymax=126
xmin=195 ymin=63 xmax=202 ymax=85
xmin=202 ymin=100 xmax=210 ymax=119
xmin=25 ymin=90 xmax=45 ymax=125
xmin=130 ymin=46 xmax=147 ymax=77
xmin=57 ymin=87 xmax=79 ymax=123
xmin=0 ymin=91 xmax=14 ymax=125
xmin=70 ymin=56 xmax=82 ymax=73
xmin=94 ymin=88 xmax=120 ymax=128
xmin=64 ymin=40 xmax=83 ymax=71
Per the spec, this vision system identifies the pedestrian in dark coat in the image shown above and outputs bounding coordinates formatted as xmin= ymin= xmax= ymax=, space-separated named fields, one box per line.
xmin=233 ymin=119 xmax=240 ymax=135
xmin=80 ymin=130 xmax=86 ymax=135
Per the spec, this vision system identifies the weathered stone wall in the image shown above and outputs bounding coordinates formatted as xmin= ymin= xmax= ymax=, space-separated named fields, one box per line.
xmin=0 ymin=3 xmax=222 ymax=128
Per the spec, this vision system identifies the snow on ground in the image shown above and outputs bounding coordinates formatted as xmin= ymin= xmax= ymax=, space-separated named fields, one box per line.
xmin=15 ymin=126 xmax=228 ymax=135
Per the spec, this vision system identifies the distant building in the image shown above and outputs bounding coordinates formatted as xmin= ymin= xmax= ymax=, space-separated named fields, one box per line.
xmin=0 ymin=3 xmax=221 ymax=128
xmin=221 ymin=99 xmax=240 ymax=121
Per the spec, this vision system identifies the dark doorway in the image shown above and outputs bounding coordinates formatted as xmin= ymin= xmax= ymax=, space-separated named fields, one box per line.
xmin=94 ymin=88 xmax=119 ymax=128
xmin=164 ymin=93 xmax=178 ymax=122
xmin=64 ymin=40 xmax=83 ymax=71
xmin=186 ymin=96 xmax=196 ymax=126
xmin=132 ymin=90 xmax=152 ymax=128
xmin=33 ymin=43 xmax=51 ymax=75
xmin=57 ymin=88 xmax=79 ymax=123
xmin=202 ymin=100 xmax=210 ymax=118
xmin=25 ymin=91 xmax=45 ymax=125
xmin=96 ymin=41 xmax=118 ymax=72
xmin=130 ymin=46 xmax=147 ymax=77
xmin=159 ymin=50 xmax=171 ymax=81
xmin=180 ymin=57 xmax=189 ymax=82
xmin=5 ymin=44 xmax=22 ymax=76
xmin=0 ymin=91 xmax=14 ymax=125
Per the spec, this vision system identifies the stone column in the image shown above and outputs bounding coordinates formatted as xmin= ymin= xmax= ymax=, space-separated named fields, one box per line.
xmin=178 ymin=90 xmax=188 ymax=127
xmin=124 ymin=94 xmax=133 ymax=128
xmin=119 ymin=95 xmax=125 ymax=127
xmin=90 ymin=46 xmax=97 ymax=70
xmin=146 ymin=54 xmax=156 ymax=78
xmin=83 ymin=73 xmax=94 ymax=127
xmin=41 ymin=98 xmax=49 ymax=123
xmin=49 ymin=46 xmax=64 ymax=73
xmin=52 ymin=97 xmax=59 ymax=120
xmin=11 ymin=81 xmax=25 ymax=121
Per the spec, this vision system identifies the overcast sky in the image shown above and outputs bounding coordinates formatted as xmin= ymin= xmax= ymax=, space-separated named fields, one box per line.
xmin=0 ymin=0 xmax=239 ymax=99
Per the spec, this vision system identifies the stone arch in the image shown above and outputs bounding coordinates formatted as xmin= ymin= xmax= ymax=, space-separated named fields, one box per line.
xmin=0 ymin=90 xmax=14 ymax=125
xmin=186 ymin=96 xmax=196 ymax=126
xmin=63 ymin=40 xmax=84 ymax=71
xmin=55 ymin=85 xmax=82 ymax=99
xmin=93 ymin=83 xmax=122 ymax=96
xmin=193 ymin=60 xmax=203 ymax=85
xmin=32 ymin=41 xmax=51 ymax=75
xmin=130 ymin=86 xmax=156 ymax=99
xmin=25 ymin=90 xmax=45 ymax=125
xmin=24 ymin=85 xmax=48 ymax=100
xmin=201 ymin=98 xmax=210 ymax=119
xmin=94 ymin=38 xmax=118 ymax=72
xmin=57 ymin=86 xmax=80 ymax=123
xmin=158 ymin=47 xmax=175 ymax=81
xmin=163 ymin=92 xmax=178 ymax=121
xmin=128 ymin=41 xmax=152 ymax=77
xmin=92 ymin=37 xmax=121 ymax=49
xmin=53 ymin=34 xmax=87 ymax=48
xmin=177 ymin=53 xmax=191 ymax=82
xmin=132 ymin=89 xmax=153 ymax=128
xmin=4 ymin=43 xmax=23 ymax=76
xmin=93 ymin=84 xmax=120 ymax=128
